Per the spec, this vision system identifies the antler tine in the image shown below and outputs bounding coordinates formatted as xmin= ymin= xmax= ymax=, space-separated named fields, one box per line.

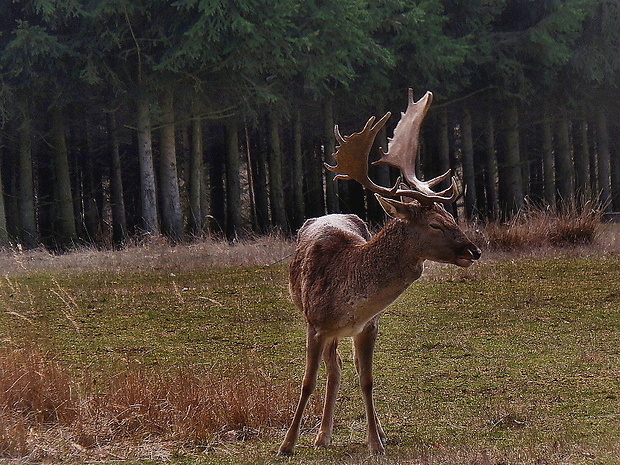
xmin=325 ymin=112 xmax=401 ymax=196
xmin=374 ymin=89 xmax=457 ymax=205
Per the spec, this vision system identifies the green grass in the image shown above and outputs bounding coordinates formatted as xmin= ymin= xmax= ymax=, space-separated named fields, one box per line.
xmin=1 ymin=254 xmax=620 ymax=463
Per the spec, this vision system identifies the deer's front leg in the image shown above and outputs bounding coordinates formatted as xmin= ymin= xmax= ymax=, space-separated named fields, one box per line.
xmin=278 ymin=325 xmax=326 ymax=456
xmin=315 ymin=339 xmax=342 ymax=447
xmin=354 ymin=318 xmax=386 ymax=455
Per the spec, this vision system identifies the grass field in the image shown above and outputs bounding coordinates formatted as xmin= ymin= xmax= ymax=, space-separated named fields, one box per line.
xmin=0 ymin=230 xmax=619 ymax=464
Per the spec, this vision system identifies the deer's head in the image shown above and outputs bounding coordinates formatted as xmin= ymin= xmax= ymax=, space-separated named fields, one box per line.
xmin=325 ymin=89 xmax=481 ymax=268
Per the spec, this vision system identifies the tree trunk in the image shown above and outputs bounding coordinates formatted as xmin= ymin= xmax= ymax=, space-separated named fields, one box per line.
xmin=159 ymin=88 xmax=184 ymax=241
xmin=612 ymin=155 xmax=620 ymax=211
xmin=136 ymin=94 xmax=160 ymax=235
xmin=595 ymin=108 xmax=612 ymax=211
xmin=83 ymin=121 xmax=101 ymax=243
xmin=541 ymin=106 xmax=555 ymax=206
xmin=225 ymin=119 xmax=242 ymax=239
xmin=437 ymin=106 xmax=456 ymax=218
xmin=248 ymin=126 xmax=269 ymax=233
xmin=484 ymin=110 xmax=500 ymax=221
xmin=107 ymin=112 xmax=128 ymax=243
xmin=323 ymin=100 xmax=338 ymax=213
xmin=208 ymin=126 xmax=225 ymax=234
xmin=611 ymin=125 xmax=620 ymax=211
xmin=588 ymin=117 xmax=598 ymax=195
xmin=573 ymin=121 xmax=590 ymax=198
xmin=51 ymin=107 xmax=77 ymax=246
xmin=555 ymin=117 xmax=574 ymax=203
xmin=0 ymin=142 xmax=8 ymax=247
xmin=200 ymin=152 xmax=210 ymax=234
xmin=367 ymin=99 xmax=391 ymax=224
xmin=304 ymin=140 xmax=325 ymax=219
xmin=501 ymin=102 xmax=524 ymax=216
xmin=268 ymin=112 xmax=287 ymax=231
xmin=189 ymin=106 xmax=203 ymax=235
xmin=18 ymin=109 xmax=38 ymax=248
xmin=291 ymin=110 xmax=305 ymax=229
xmin=461 ymin=108 xmax=477 ymax=219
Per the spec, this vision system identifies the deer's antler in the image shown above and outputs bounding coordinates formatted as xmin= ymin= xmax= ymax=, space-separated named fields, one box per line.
xmin=326 ymin=89 xmax=458 ymax=205
xmin=325 ymin=112 xmax=401 ymax=197
xmin=375 ymin=89 xmax=457 ymax=203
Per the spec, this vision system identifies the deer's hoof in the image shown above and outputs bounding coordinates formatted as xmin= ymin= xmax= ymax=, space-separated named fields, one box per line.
xmin=277 ymin=443 xmax=294 ymax=456
xmin=369 ymin=442 xmax=386 ymax=455
xmin=314 ymin=431 xmax=331 ymax=447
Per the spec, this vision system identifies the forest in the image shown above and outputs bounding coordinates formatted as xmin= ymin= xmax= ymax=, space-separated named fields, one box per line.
xmin=0 ymin=0 xmax=619 ymax=247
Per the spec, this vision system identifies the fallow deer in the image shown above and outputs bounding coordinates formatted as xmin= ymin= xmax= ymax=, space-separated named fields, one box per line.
xmin=278 ymin=89 xmax=481 ymax=456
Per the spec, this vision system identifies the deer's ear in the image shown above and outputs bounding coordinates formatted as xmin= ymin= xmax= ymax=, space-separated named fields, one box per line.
xmin=375 ymin=194 xmax=414 ymax=220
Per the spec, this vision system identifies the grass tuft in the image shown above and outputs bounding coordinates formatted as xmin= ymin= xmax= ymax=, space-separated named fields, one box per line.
xmin=483 ymin=200 xmax=603 ymax=251
xmin=0 ymin=348 xmax=300 ymax=459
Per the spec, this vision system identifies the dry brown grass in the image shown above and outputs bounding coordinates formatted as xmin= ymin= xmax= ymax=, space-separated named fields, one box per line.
xmin=0 ymin=233 xmax=295 ymax=277
xmin=480 ymin=201 xmax=607 ymax=252
xmin=1 ymin=204 xmax=618 ymax=278
xmin=0 ymin=347 xmax=305 ymax=461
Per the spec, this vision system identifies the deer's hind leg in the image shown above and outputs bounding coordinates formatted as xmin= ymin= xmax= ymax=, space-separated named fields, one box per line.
xmin=353 ymin=318 xmax=386 ymax=455
xmin=315 ymin=339 xmax=342 ymax=447
xmin=278 ymin=324 xmax=326 ymax=456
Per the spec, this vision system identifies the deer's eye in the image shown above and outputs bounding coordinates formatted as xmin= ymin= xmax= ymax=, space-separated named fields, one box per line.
xmin=429 ymin=223 xmax=443 ymax=231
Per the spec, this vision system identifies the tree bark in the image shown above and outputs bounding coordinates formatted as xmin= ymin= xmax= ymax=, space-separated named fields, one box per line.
xmin=107 ymin=112 xmax=128 ymax=243
xmin=367 ymin=98 xmax=391 ymax=224
xmin=555 ymin=117 xmax=574 ymax=203
xmin=83 ymin=121 xmax=101 ymax=243
xmin=268 ymin=112 xmax=287 ymax=231
xmin=225 ymin=119 xmax=242 ymax=239
xmin=461 ymin=108 xmax=477 ymax=219
xmin=51 ymin=107 xmax=77 ymax=246
xmin=611 ymin=125 xmax=620 ymax=211
xmin=18 ymin=108 xmax=38 ymax=248
xmin=573 ymin=121 xmax=590 ymax=198
xmin=136 ymin=93 xmax=160 ymax=235
xmin=303 ymin=140 xmax=325 ymax=219
xmin=189 ymin=107 xmax=203 ymax=235
xmin=612 ymin=154 xmax=620 ymax=211
xmin=159 ymin=88 xmax=184 ymax=241
xmin=248 ymin=126 xmax=269 ymax=233
xmin=323 ymin=100 xmax=339 ymax=214
xmin=484 ymin=110 xmax=500 ymax=220
xmin=501 ymin=102 xmax=524 ymax=215
xmin=437 ymin=106 xmax=456 ymax=218
xmin=595 ymin=108 xmax=612 ymax=211
xmin=0 ymin=142 xmax=8 ymax=246
xmin=208 ymin=126 xmax=225 ymax=234
xmin=541 ymin=105 xmax=555 ymax=206
xmin=291 ymin=110 xmax=305 ymax=229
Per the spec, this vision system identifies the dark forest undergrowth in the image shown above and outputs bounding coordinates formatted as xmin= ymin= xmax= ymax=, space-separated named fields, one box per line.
xmin=0 ymin=221 xmax=619 ymax=464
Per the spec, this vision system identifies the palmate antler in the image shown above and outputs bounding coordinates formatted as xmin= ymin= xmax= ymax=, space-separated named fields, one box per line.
xmin=325 ymin=89 xmax=458 ymax=205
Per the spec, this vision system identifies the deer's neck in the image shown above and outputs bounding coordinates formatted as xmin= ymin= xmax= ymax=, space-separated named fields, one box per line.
xmin=356 ymin=219 xmax=424 ymax=296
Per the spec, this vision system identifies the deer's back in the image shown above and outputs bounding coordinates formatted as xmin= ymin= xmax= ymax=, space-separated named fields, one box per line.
xmin=289 ymin=214 xmax=371 ymax=328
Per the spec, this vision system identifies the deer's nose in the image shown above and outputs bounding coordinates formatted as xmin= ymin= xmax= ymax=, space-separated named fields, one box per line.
xmin=471 ymin=247 xmax=481 ymax=260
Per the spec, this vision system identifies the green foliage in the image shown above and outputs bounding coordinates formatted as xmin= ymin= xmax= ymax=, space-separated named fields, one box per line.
xmin=0 ymin=0 xmax=617 ymax=115
xmin=570 ymin=0 xmax=620 ymax=87
xmin=371 ymin=0 xmax=471 ymax=97
xmin=1 ymin=21 xmax=74 ymax=84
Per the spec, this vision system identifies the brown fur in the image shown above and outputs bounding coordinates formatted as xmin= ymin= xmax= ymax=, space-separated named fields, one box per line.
xmin=279 ymin=205 xmax=480 ymax=455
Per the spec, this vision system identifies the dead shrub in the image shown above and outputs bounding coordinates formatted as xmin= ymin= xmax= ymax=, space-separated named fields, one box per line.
xmin=0 ymin=411 xmax=29 ymax=457
xmin=85 ymin=364 xmax=297 ymax=442
xmin=0 ymin=348 xmax=299 ymax=457
xmin=484 ymin=200 xmax=602 ymax=251
xmin=0 ymin=348 xmax=77 ymax=425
